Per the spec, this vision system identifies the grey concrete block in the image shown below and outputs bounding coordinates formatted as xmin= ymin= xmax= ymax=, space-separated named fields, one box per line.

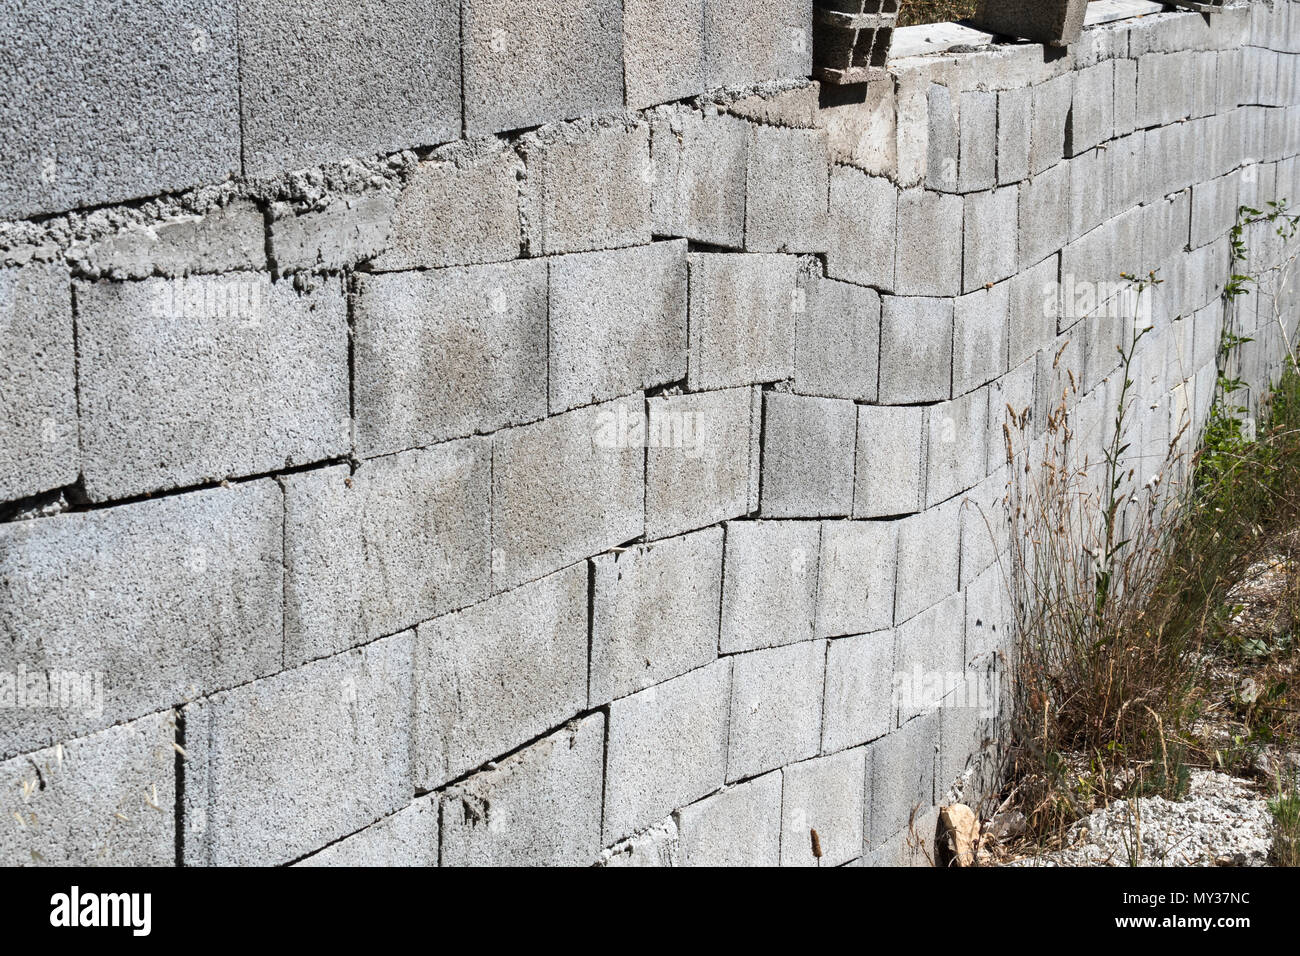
xmin=624 ymin=0 xmax=706 ymax=109
xmin=817 ymin=520 xmax=898 ymax=639
xmin=878 ymin=295 xmax=953 ymax=404
xmin=651 ymin=110 xmax=748 ymax=248
xmin=183 ymin=633 xmax=412 ymax=866
xmin=996 ymin=87 xmax=1032 ymax=186
xmin=727 ymin=640 xmax=825 ymax=781
xmin=549 ymin=240 xmax=687 ymax=412
xmin=958 ymin=91 xmax=997 ymax=193
xmin=603 ymin=658 xmax=732 ymax=842
xmin=963 ymin=186 xmax=1019 ymax=293
xmin=780 ymin=748 xmax=866 ymax=867
xmin=687 ymin=253 xmax=797 ymax=390
xmin=725 ymin=83 xmax=820 ymax=130
xmin=1114 ymin=58 xmax=1138 ymax=138
xmin=600 ymin=818 xmax=680 ymax=866
xmin=77 ymin=275 xmax=350 ymax=501
xmin=927 ymin=84 xmax=959 ymax=193
xmin=522 ymin=122 xmax=652 ymax=255
xmin=67 ymin=201 xmax=267 ymax=279
xmin=1018 ymin=162 xmax=1070 ymax=269
xmin=645 ymin=386 xmax=754 ymax=540
xmin=894 ymin=189 xmax=963 ymax=297
xmin=795 ymin=275 xmax=880 ymax=402
xmin=413 ymin=564 xmax=588 ymax=788
xmin=441 ymin=714 xmax=605 ymax=866
xmin=1135 ymin=52 xmax=1194 ymax=130
xmin=968 ymin=0 xmax=1087 ymax=48
xmin=759 ymin=393 xmax=857 ymax=518
xmin=965 ymin=561 xmax=1014 ymax=666
xmin=953 ymin=282 xmax=1011 ymax=396
xmin=1067 ymin=62 xmax=1115 ymax=157
xmin=372 ymin=145 xmax=522 ymax=271
xmin=960 ymin=465 xmax=1011 ymax=589
xmin=1191 ymin=173 xmax=1240 ymax=250
xmin=719 ymin=520 xmax=821 ymax=653
xmin=492 ymin=395 xmax=645 ymax=590
xmin=1108 ymin=133 xmax=1146 ymax=219
xmin=703 ymin=0 xmax=812 ymax=88
xmin=745 ymin=125 xmax=829 ymax=253
xmin=0 ymin=481 xmax=282 ymax=758
xmin=677 ymin=771 xmax=782 ymax=866
xmin=1030 ymin=74 xmax=1073 ymax=176
xmin=1008 ymin=253 xmax=1060 ymax=369
xmin=822 ymin=629 xmax=895 ymax=753
xmin=853 ymin=404 xmax=925 ymax=518
xmin=985 ymin=357 xmax=1035 ymax=474
xmin=0 ymin=264 xmax=77 ymax=502
xmin=0 ymin=710 xmax=175 ymax=866
xmin=0 ymin=0 xmax=239 ymax=218
xmin=925 ymin=387 xmax=990 ymax=508
xmin=895 ymin=498 xmax=962 ymax=624
xmin=894 ymin=592 xmax=965 ymax=724
xmin=295 ymin=797 xmax=439 ymax=867
xmin=243 ymin=4 xmax=453 ymax=171
xmin=463 ymin=0 xmax=624 ymax=135
xmin=354 ymin=261 xmax=548 ymax=458
xmin=1068 ymin=147 xmax=1112 ymax=242
xmin=268 ymin=192 xmax=395 ymax=273
xmin=827 ymin=167 xmax=898 ymax=291
xmin=864 ymin=711 xmax=938 ymax=849
xmin=590 ymin=527 xmax=723 ymax=704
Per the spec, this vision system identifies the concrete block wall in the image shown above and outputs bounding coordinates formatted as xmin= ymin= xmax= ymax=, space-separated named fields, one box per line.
xmin=3 ymin=1 xmax=1300 ymax=867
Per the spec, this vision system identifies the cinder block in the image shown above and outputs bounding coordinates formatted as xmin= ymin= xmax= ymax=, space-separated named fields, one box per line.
xmin=1135 ymin=52 xmax=1193 ymax=130
xmin=77 ymin=275 xmax=350 ymax=501
xmin=864 ymin=711 xmax=938 ymax=849
xmin=895 ymin=498 xmax=962 ymax=624
xmin=794 ymin=275 xmax=880 ymax=402
xmin=441 ymin=714 xmax=605 ymax=866
xmin=1018 ymin=162 xmax=1070 ymax=269
xmin=965 ymin=561 xmax=1013 ymax=666
xmin=1067 ymin=62 xmax=1115 ymax=157
xmin=354 ymin=261 xmax=547 ymax=458
xmin=493 ymin=396 xmax=645 ymax=591
xmin=1108 ymin=133 xmax=1146 ymax=219
xmin=68 ymin=201 xmax=267 ymax=279
xmin=522 ymin=122 xmax=652 ymax=255
xmin=645 ymin=386 xmax=754 ymax=540
xmin=462 ymin=0 xmax=623 ymax=135
xmin=958 ymin=91 xmax=997 ymax=193
xmin=604 ymin=659 xmax=732 ymax=842
xmin=183 ymin=632 xmax=412 ymax=866
xmin=372 ymin=144 xmax=522 ymax=271
xmin=894 ymin=592 xmax=965 ymax=724
xmin=1008 ymin=253 xmax=1060 ymax=368
xmin=960 ymin=465 xmax=1011 ymax=589
xmin=600 ymin=818 xmax=680 ymax=866
xmin=985 ymin=358 xmax=1035 ymax=474
xmin=745 ymin=125 xmax=830 ymax=253
xmin=283 ymin=441 xmax=491 ymax=663
xmin=822 ymin=630 xmax=895 ymax=753
xmin=0 ymin=264 xmax=77 ymax=502
xmin=686 ymin=253 xmax=797 ymax=390
xmin=927 ymin=84 xmax=959 ymax=192
xmin=1068 ymin=147 xmax=1111 ymax=242
xmin=0 ymin=0 xmax=239 ymax=218
xmin=963 ymin=186 xmax=1019 ymax=292
xmin=759 ymin=393 xmax=857 ymax=518
xmin=925 ymin=387 xmax=990 ymax=508
xmin=817 ymin=520 xmax=898 ymax=638
xmin=953 ymin=282 xmax=1010 ymax=395
xmin=1030 ymin=74 xmax=1073 ymax=176
xmin=413 ymin=564 xmax=588 ymax=788
xmin=1114 ymin=59 xmax=1138 ymax=138
xmin=894 ymin=189 xmax=962 ymax=297
xmin=623 ymin=0 xmax=706 ymax=109
xmin=703 ymin=0 xmax=812 ymax=88
xmin=725 ymin=84 xmax=820 ymax=129
xmin=878 ymin=295 xmax=953 ymax=404
xmin=549 ymin=240 xmax=687 ymax=412
xmin=677 ymin=771 xmax=782 ymax=866
xmin=1191 ymin=173 xmax=1240 ymax=250
xmin=651 ymin=110 xmax=748 ymax=248
xmin=996 ymin=87 xmax=1032 ymax=186
xmin=780 ymin=749 xmax=866 ymax=867
xmin=0 ymin=711 xmax=175 ymax=866
xmin=968 ymin=0 xmax=1087 ymax=48
xmin=853 ymin=404 xmax=925 ymax=518
xmin=719 ymin=520 xmax=821 ymax=653
xmin=295 ymin=798 xmax=439 ymax=867
xmin=938 ymin=664 xmax=1000 ymax=803
xmin=590 ymin=527 xmax=723 ymax=704
xmin=727 ymin=640 xmax=825 ymax=781
xmin=268 ymin=192 xmax=395 ymax=273
xmin=0 ymin=481 xmax=282 ymax=758
xmin=827 ymin=167 xmax=898 ymax=290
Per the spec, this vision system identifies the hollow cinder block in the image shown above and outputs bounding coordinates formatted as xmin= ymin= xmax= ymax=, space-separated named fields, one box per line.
xmin=968 ymin=0 xmax=1089 ymax=49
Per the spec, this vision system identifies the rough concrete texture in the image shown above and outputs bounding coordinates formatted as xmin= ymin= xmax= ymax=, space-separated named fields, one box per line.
xmin=720 ymin=520 xmax=821 ymax=653
xmin=687 ymin=252 xmax=797 ymax=390
xmin=895 ymin=189 xmax=963 ymax=297
xmin=590 ymin=528 xmax=723 ymax=704
xmin=0 ymin=0 xmax=239 ymax=218
xmin=0 ymin=710 xmax=175 ymax=866
xmin=239 ymin=0 xmax=460 ymax=176
xmin=441 ymin=714 xmax=605 ymax=866
xmin=760 ymin=392 xmax=857 ymax=518
xmin=745 ymin=125 xmax=829 ymax=252
xmin=795 ymin=275 xmax=880 ymax=403
xmin=822 ymin=629 xmax=895 ymax=754
xmin=780 ymin=748 xmax=866 ymax=867
xmin=623 ymin=0 xmax=706 ymax=109
xmin=651 ymin=110 xmax=748 ymax=248
xmin=895 ymin=499 xmax=962 ymax=625
xmin=865 ymin=710 xmax=939 ymax=850
xmin=727 ymin=640 xmax=825 ymax=781
xmin=462 ymin=0 xmax=624 ymax=135
xmin=295 ymin=797 xmax=439 ymax=867
xmin=854 ymin=403 xmax=925 ymax=518
xmin=817 ymin=521 xmax=898 ymax=639
xmin=702 ymin=0 xmax=812 ymax=89
xmin=827 ymin=167 xmax=897 ymax=290
xmin=413 ymin=564 xmax=588 ymax=789
xmin=676 ymin=771 xmax=782 ymax=866
xmin=0 ymin=481 xmax=282 ymax=758
xmin=879 ymin=295 xmax=954 ymax=404
xmin=76 ymin=275 xmax=350 ymax=501
xmin=0 ymin=263 xmax=77 ymax=501
xmin=183 ymin=632 xmax=413 ymax=866
xmin=268 ymin=192 xmax=396 ymax=273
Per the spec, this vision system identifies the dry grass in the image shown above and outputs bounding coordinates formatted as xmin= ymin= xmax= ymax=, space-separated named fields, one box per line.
xmin=898 ymin=0 xmax=977 ymax=28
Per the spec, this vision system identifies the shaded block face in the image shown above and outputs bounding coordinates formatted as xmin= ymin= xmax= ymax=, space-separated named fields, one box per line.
xmin=0 ymin=0 xmax=240 ymax=218
xmin=652 ymin=110 xmax=748 ymax=248
xmin=239 ymin=0 xmax=459 ymax=176
xmin=968 ymin=0 xmax=1089 ymax=48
